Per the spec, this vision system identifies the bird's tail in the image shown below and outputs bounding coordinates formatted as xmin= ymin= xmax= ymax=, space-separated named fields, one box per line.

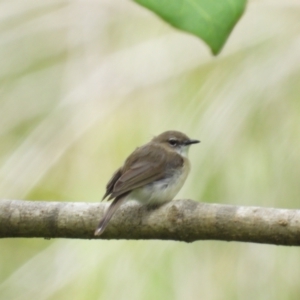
xmin=94 ymin=196 xmax=127 ymax=236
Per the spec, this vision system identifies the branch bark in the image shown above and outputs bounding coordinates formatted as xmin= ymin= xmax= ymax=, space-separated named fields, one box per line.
xmin=0 ymin=199 xmax=300 ymax=245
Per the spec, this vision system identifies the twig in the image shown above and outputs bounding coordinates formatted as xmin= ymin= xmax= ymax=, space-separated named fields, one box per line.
xmin=0 ymin=199 xmax=299 ymax=245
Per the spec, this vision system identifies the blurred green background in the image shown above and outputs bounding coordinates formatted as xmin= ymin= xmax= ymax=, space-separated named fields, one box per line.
xmin=1 ymin=0 xmax=300 ymax=299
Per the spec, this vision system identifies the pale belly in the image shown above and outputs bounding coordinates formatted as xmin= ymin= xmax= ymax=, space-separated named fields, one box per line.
xmin=129 ymin=162 xmax=190 ymax=205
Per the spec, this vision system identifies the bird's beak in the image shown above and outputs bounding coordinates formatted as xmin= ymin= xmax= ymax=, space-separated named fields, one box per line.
xmin=185 ymin=139 xmax=200 ymax=145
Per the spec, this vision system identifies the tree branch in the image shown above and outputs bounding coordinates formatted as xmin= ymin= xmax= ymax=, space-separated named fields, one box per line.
xmin=0 ymin=199 xmax=300 ymax=245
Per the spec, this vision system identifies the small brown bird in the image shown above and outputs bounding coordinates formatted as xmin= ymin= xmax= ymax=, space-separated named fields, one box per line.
xmin=94 ymin=130 xmax=200 ymax=236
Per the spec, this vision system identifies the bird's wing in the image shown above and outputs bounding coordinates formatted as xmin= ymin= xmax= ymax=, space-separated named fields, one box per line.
xmin=102 ymin=167 xmax=122 ymax=200
xmin=108 ymin=144 xmax=181 ymax=200
xmin=108 ymin=162 xmax=163 ymax=199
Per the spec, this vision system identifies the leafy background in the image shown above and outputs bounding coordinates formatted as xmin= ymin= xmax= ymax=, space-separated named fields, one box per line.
xmin=1 ymin=0 xmax=300 ymax=299
xmin=134 ymin=0 xmax=247 ymax=54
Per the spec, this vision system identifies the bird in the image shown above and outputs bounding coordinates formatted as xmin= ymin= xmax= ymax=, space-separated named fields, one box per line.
xmin=94 ymin=130 xmax=200 ymax=236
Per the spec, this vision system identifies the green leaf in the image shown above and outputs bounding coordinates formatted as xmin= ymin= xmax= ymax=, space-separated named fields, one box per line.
xmin=134 ymin=0 xmax=247 ymax=55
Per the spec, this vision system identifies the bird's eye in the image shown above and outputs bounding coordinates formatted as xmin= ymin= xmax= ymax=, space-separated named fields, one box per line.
xmin=168 ymin=138 xmax=178 ymax=146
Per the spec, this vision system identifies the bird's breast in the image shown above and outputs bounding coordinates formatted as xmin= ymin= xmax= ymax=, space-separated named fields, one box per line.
xmin=130 ymin=158 xmax=190 ymax=205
